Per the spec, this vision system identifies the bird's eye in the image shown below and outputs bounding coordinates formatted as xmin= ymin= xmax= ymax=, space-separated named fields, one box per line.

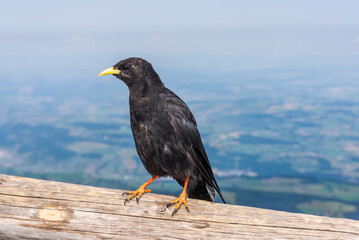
xmin=123 ymin=64 xmax=131 ymax=71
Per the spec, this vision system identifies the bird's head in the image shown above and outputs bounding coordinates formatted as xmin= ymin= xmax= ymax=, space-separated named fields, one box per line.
xmin=99 ymin=57 xmax=162 ymax=88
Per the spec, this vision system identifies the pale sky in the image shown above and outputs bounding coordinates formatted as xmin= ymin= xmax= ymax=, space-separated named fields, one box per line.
xmin=1 ymin=0 xmax=359 ymax=81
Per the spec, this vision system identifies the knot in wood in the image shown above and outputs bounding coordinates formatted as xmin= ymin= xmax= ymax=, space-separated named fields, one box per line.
xmin=38 ymin=205 xmax=70 ymax=222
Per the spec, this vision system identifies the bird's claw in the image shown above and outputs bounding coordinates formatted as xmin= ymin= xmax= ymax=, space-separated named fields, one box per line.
xmin=167 ymin=192 xmax=190 ymax=216
xmin=124 ymin=198 xmax=131 ymax=205
xmin=122 ymin=188 xmax=152 ymax=205
xmin=167 ymin=202 xmax=175 ymax=208
xmin=172 ymin=208 xmax=179 ymax=217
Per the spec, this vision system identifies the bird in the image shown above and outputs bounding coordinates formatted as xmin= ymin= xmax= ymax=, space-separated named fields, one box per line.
xmin=99 ymin=57 xmax=226 ymax=216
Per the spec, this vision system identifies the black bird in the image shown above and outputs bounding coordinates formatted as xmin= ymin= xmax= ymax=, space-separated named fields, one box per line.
xmin=99 ymin=57 xmax=226 ymax=216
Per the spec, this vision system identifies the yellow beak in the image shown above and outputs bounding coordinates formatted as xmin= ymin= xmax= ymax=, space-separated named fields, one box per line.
xmin=98 ymin=67 xmax=121 ymax=76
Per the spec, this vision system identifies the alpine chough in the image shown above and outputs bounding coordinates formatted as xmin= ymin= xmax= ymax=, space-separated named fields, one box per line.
xmin=99 ymin=57 xmax=226 ymax=216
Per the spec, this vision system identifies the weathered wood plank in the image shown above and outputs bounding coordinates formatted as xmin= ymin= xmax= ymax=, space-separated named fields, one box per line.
xmin=0 ymin=174 xmax=358 ymax=239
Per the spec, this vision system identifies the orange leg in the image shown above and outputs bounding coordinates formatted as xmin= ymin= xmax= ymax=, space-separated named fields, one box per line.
xmin=167 ymin=176 xmax=190 ymax=216
xmin=122 ymin=175 xmax=159 ymax=205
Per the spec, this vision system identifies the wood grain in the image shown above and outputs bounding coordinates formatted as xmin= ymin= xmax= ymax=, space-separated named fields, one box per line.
xmin=0 ymin=174 xmax=358 ymax=239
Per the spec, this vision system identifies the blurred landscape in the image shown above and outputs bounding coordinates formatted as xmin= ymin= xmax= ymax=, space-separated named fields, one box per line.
xmin=1 ymin=66 xmax=359 ymax=219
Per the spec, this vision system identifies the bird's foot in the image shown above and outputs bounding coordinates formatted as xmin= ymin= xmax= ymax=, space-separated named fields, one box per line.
xmin=167 ymin=191 xmax=190 ymax=216
xmin=122 ymin=175 xmax=159 ymax=205
xmin=122 ymin=186 xmax=152 ymax=205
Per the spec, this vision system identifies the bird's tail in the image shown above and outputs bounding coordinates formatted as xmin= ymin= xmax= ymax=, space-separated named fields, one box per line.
xmin=190 ymin=145 xmax=227 ymax=204
xmin=188 ymin=180 xmax=215 ymax=202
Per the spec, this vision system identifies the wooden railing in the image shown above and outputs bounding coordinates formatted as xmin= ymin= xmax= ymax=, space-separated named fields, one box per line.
xmin=0 ymin=174 xmax=358 ymax=239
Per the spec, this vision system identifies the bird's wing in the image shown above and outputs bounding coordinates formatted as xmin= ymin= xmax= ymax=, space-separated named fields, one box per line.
xmin=163 ymin=90 xmax=226 ymax=203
